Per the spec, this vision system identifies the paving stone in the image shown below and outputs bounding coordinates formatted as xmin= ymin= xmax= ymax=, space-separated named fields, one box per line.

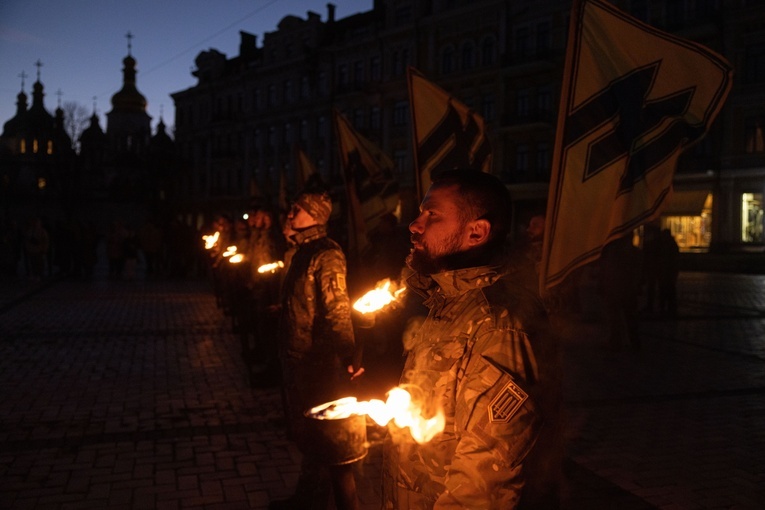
xmin=1 ymin=272 xmax=764 ymax=509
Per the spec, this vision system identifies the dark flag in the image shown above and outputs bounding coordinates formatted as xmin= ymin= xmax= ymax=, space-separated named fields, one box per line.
xmin=333 ymin=109 xmax=400 ymax=263
xmin=540 ymin=0 xmax=732 ymax=293
xmin=407 ymin=66 xmax=492 ymax=200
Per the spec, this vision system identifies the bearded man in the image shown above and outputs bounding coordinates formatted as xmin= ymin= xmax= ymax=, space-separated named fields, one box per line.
xmin=382 ymin=169 xmax=563 ymax=509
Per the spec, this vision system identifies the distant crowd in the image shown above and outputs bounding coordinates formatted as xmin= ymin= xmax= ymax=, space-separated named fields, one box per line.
xmin=0 ymin=214 xmax=201 ymax=283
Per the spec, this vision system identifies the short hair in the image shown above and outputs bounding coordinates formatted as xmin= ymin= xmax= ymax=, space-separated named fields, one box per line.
xmin=430 ymin=169 xmax=511 ymax=246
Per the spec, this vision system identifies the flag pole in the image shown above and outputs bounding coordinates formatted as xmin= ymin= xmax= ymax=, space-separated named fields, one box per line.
xmin=539 ymin=0 xmax=583 ymax=299
xmin=407 ymin=66 xmax=424 ymax=203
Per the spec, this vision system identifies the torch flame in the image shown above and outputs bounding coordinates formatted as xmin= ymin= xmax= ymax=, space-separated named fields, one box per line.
xmin=258 ymin=261 xmax=285 ymax=273
xmin=202 ymin=231 xmax=220 ymax=250
xmin=222 ymin=245 xmax=237 ymax=258
xmin=229 ymin=253 xmax=244 ymax=263
xmin=308 ymin=387 xmax=445 ymax=444
xmin=353 ymin=279 xmax=406 ymax=314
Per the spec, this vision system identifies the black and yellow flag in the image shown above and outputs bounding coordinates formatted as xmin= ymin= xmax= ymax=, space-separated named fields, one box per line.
xmin=333 ymin=109 xmax=400 ymax=263
xmin=407 ymin=66 xmax=492 ymax=200
xmin=294 ymin=145 xmax=317 ymax=191
xmin=540 ymin=0 xmax=732 ymax=292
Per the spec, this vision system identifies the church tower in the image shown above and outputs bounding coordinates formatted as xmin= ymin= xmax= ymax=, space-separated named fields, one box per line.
xmin=106 ymin=32 xmax=151 ymax=159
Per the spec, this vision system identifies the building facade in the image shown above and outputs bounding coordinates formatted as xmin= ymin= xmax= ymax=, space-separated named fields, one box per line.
xmin=171 ymin=0 xmax=765 ymax=254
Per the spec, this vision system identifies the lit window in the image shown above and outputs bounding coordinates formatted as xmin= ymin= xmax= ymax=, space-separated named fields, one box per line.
xmin=47 ymin=141 xmax=53 ymax=154
xmin=33 ymin=139 xmax=39 ymax=153
xmin=38 ymin=177 xmax=46 ymax=190
xmin=741 ymin=193 xmax=764 ymax=243
xmin=20 ymin=139 xmax=26 ymax=153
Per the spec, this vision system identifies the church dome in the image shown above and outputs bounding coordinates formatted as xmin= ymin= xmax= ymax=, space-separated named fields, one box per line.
xmin=111 ymin=54 xmax=147 ymax=113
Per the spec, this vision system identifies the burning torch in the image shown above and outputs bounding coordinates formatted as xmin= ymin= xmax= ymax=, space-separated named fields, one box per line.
xmin=352 ymin=278 xmax=406 ymax=328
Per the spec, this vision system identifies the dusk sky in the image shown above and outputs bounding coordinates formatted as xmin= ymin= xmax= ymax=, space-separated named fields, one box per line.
xmin=0 ymin=0 xmax=373 ymax=138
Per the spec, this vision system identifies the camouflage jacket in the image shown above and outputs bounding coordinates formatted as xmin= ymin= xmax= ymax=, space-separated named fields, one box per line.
xmin=278 ymin=224 xmax=355 ymax=364
xmin=382 ymin=265 xmax=561 ymax=509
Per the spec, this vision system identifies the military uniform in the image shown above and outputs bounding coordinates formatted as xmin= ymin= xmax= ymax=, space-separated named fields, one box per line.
xmin=278 ymin=223 xmax=356 ymax=442
xmin=383 ymin=266 xmax=562 ymax=509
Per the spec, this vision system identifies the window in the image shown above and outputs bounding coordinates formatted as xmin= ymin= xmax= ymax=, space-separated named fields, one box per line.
xmin=370 ymin=55 xmax=382 ymax=81
xmin=516 ymin=144 xmax=529 ymax=174
xmin=631 ymin=0 xmax=650 ymax=22
xmin=481 ymin=37 xmax=496 ymax=66
xmin=394 ymin=149 xmax=411 ymax=185
xmin=354 ymin=61 xmax=364 ymax=85
xmin=462 ymin=42 xmax=475 ymax=70
xmin=317 ymin=116 xmax=327 ymax=141
xmin=318 ymin=72 xmax=329 ymax=96
xmin=338 ymin=63 xmax=349 ymax=87
xmin=745 ymin=115 xmax=765 ymax=153
xmin=538 ymin=86 xmax=552 ymax=118
xmin=300 ymin=76 xmax=310 ymax=100
xmin=536 ymin=22 xmax=551 ymax=55
xmin=393 ymin=101 xmax=409 ymax=126
xmin=354 ymin=109 xmax=365 ymax=129
xmin=665 ymin=0 xmax=685 ymax=27
xmin=267 ymin=84 xmax=276 ymax=107
xmin=442 ymin=46 xmax=455 ymax=74
xmin=515 ymin=27 xmax=530 ymax=59
xmin=393 ymin=49 xmax=408 ymax=76
xmin=300 ymin=120 xmax=309 ymax=144
xmin=482 ymin=94 xmax=496 ymax=122
xmin=394 ymin=5 xmax=411 ymax=24
xmin=536 ymin=142 xmax=550 ymax=179
xmin=370 ymin=107 xmax=381 ymax=130
xmin=742 ymin=193 xmax=764 ymax=243
xmin=517 ymin=89 xmax=530 ymax=117
xmin=745 ymin=43 xmax=765 ymax=84
xmin=283 ymin=80 xmax=293 ymax=103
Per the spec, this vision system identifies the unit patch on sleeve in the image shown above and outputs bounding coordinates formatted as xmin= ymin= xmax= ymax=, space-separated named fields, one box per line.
xmin=488 ymin=380 xmax=528 ymax=423
xmin=334 ymin=273 xmax=347 ymax=292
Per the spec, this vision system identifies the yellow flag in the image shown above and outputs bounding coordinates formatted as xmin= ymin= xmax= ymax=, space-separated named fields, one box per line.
xmin=333 ymin=109 xmax=399 ymax=263
xmin=540 ymin=0 xmax=732 ymax=293
xmin=295 ymin=145 xmax=317 ymax=190
xmin=407 ymin=66 xmax=492 ymax=201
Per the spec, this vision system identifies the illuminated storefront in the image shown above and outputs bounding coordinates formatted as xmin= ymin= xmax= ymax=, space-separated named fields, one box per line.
xmin=741 ymin=192 xmax=764 ymax=243
xmin=660 ymin=190 xmax=713 ymax=253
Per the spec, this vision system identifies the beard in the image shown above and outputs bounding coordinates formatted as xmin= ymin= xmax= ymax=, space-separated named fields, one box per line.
xmin=406 ymin=228 xmax=465 ymax=275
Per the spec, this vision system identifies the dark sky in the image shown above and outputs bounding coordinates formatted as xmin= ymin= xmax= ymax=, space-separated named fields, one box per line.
xmin=0 ymin=0 xmax=372 ymax=136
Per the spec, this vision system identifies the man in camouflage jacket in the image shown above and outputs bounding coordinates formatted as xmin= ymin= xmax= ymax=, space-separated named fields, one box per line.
xmin=272 ymin=190 xmax=364 ymax=510
xmin=383 ymin=170 xmax=562 ymax=509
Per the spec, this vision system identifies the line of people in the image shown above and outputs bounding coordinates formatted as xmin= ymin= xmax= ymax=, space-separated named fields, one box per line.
xmin=204 ymin=170 xmax=566 ymax=510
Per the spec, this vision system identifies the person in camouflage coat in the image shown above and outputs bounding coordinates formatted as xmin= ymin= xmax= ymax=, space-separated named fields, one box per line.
xmin=383 ymin=169 xmax=563 ymax=509
xmin=272 ymin=190 xmax=364 ymax=510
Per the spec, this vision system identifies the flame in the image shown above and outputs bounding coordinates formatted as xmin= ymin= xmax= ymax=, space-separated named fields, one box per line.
xmin=308 ymin=387 xmax=444 ymax=444
xmin=229 ymin=253 xmax=244 ymax=263
xmin=258 ymin=261 xmax=285 ymax=273
xmin=353 ymin=279 xmax=406 ymax=314
xmin=222 ymin=245 xmax=237 ymax=258
xmin=202 ymin=231 xmax=220 ymax=250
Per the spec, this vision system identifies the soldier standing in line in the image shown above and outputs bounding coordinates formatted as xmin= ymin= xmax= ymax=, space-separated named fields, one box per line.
xmin=270 ymin=189 xmax=364 ymax=510
xmin=382 ymin=169 xmax=563 ymax=509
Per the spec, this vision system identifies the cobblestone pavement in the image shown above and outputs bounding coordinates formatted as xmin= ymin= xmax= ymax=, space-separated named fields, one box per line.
xmin=0 ymin=271 xmax=763 ymax=509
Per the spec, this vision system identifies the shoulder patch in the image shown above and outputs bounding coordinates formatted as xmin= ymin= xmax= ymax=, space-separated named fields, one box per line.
xmin=489 ymin=380 xmax=528 ymax=423
xmin=334 ymin=273 xmax=346 ymax=292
